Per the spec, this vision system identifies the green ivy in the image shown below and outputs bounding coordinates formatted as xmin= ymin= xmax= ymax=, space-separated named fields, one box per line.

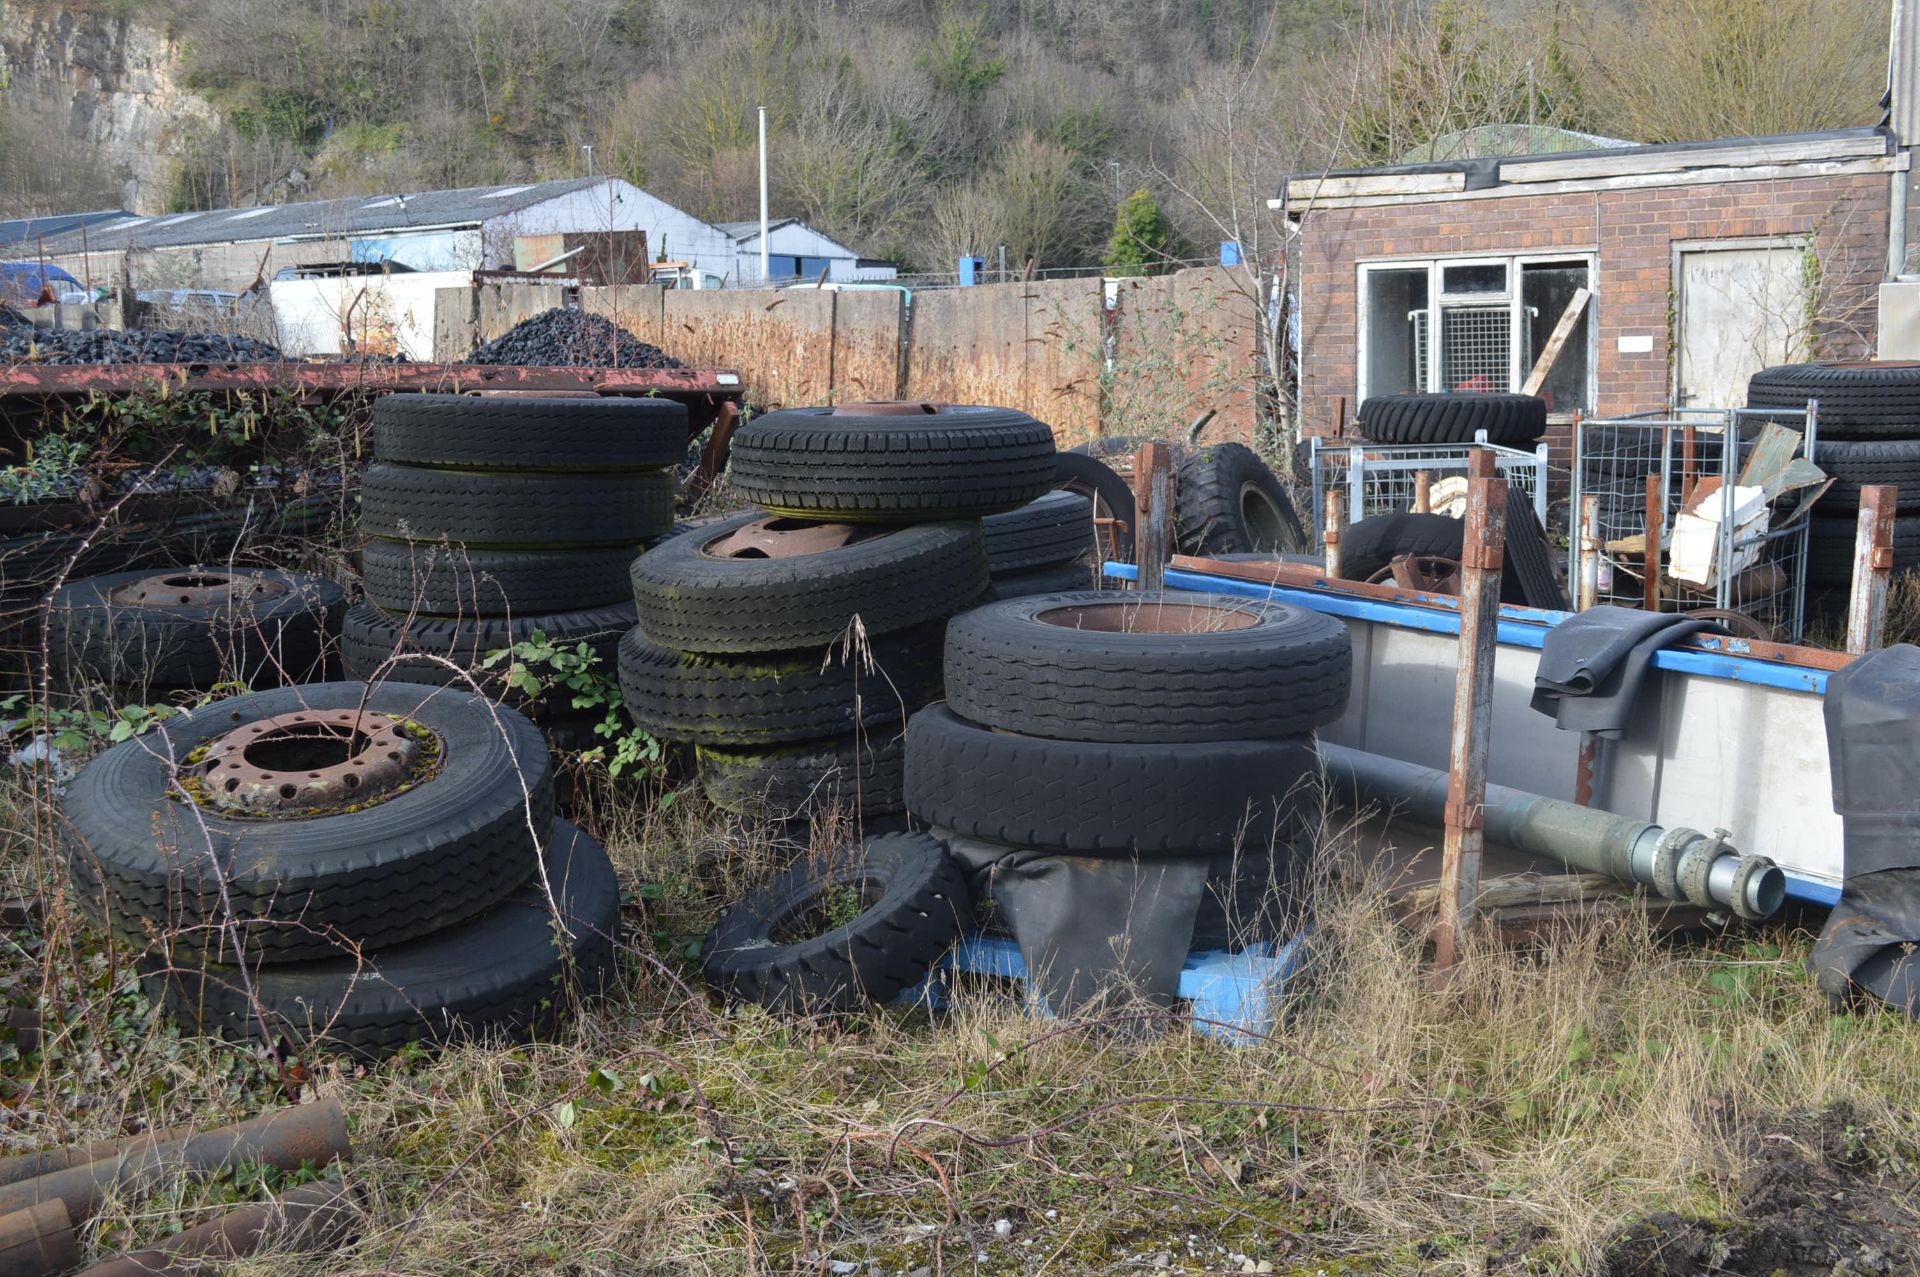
xmin=483 ymin=632 xmax=666 ymax=780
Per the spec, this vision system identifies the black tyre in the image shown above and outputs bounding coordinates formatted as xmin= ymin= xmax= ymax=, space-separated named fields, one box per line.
xmin=339 ymin=601 xmax=634 ymax=698
xmin=1807 ymin=515 xmax=1920 ymax=581
xmin=1174 ymin=442 xmax=1307 ymax=555
xmin=46 ymin=568 xmax=344 ymax=691
xmin=905 ymin=705 xmax=1321 ymax=855
xmin=617 ymin=621 xmax=944 ymax=747
xmin=360 ymin=540 xmax=637 ymax=615
xmin=1052 ymin=451 xmax=1136 ymax=560
xmin=697 ymin=732 xmax=907 ymax=818
xmin=1339 ymin=513 xmax=1533 ymax=606
xmin=373 ymin=393 xmax=686 ymax=470
xmin=629 ymin=511 xmax=988 ymax=653
xmin=986 ymin=559 xmax=1100 ymax=600
xmin=943 ymin=591 xmax=1351 ymax=743
xmin=701 ymin=831 xmax=970 ymax=1011
xmin=983 ymin=491 xmax=1094 ymax=573
xmin=63 ymin=682 xmax=553 ymax=963
xmin=146 ymin=819 xmax=617 ymax=1059
xmin=359 ymin=464 xmax=674 ymax=547
xmin=728 ymin=405 xmax=1057 ymax=520
xmin=1811 ymin=439 xmax=1920 ymax=511
xmin=1356 ymin=393 xmax=1547 ymax=446
xmin=1747 ymin=362 xmax=1920 ymax=437
xmin=1072 ymin=434 xmax=1158 ymax=461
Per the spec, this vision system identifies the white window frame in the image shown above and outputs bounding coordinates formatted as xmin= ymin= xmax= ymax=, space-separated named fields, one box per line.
xmin=1357 ymin=253 xmax=1597 ymax=413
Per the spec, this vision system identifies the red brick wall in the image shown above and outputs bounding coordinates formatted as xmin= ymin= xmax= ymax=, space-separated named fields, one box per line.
xmin=1296 ymin=172 xmax=1890 ymax=466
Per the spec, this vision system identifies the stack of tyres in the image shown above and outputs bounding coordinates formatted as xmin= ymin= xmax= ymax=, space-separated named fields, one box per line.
xmin=1745 ymin=363 xmax=1920 ymax=608
xmin=343 ymin=394 xmax=684 ymax=740
xmin=623 ymin=404 xmax=1055 ymax=819
xmin=981 ymin=490 xmax=1100 ymax=598
xmin=61 ymin=683 xmax=619 ymax=1058
xmin=906 ymin=591 xmax=1353 ymax=948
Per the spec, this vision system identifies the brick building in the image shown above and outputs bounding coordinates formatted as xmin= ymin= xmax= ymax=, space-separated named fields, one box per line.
xmin=1277 ymin=128 xmax=1906 ymax=462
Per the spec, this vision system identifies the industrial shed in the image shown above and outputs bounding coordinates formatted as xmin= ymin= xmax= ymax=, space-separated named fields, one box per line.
xmin=717 ymin=219 xmax=898 ymax=284
xmin=1278 ymin=128 xmax=1907 ymax=461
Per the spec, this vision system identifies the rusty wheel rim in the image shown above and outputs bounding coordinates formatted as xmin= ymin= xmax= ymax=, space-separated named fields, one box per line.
xmin=700 ymin=515 xmax=882 ymax=560
xmin=1033 ymin=600 xmax=1261 ymax=634
xmin=196 ymin=709 xmax=429 ymax=816
xmin=829 ymin=401 xmax=956 ymax=416
xmin=1369 ymin=554 xmax=1462 ymax=595
xmin=110 ymin=571 xmax=288 ymax=607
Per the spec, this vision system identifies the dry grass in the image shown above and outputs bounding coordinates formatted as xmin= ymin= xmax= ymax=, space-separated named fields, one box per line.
xmin=0 ymin=753 xmax=1915 ymax=1277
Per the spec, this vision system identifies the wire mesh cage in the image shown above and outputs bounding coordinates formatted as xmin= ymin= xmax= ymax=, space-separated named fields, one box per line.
xmin=1568 ymin=407 xmax=1818 ymax=640
xmin=1306 ymin=437 xmax=1552 ymax=548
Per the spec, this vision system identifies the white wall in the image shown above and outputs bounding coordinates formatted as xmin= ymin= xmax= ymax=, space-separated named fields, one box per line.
xmin=488 ymin=180 xmax=737 ymax=281
xmin=269 ymin=270 xmax=472 ymax=359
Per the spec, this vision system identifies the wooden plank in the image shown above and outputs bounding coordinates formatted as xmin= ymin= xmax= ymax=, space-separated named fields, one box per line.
xmin=1500 ymin=135 xmax=1886 ymax=184
xmin=829 ymin=288 xmax=904 ymax=402
xmin=430 ymin=287 xmax=476 ymax=362
xmin=660 ymin=288 xmax=835 ymax=409
xmin=1847 ymin=485 xmax=1898 ymax=654
xmin=1519 ymin=287 xmax=1590 ymax=396
xmin=477 ymin=282 xmax=565 ymax=343
xmin=1133 ymin=442 xmax=1176 ymax=592
xmin=1284 ymin=172 xmax=1467 ymax=201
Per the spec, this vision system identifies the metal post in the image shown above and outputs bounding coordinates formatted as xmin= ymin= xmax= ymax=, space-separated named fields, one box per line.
xmin=1324 ymin=487 xmax=1346 ymax=578
xmin=1347 ymin=445 xmax=1365 ymax=528
xmin=1413 ymin=470 xmax=1433 ymax=514
xmin=1847 ymin=484 xmax=1898 ymax=654
xmin=1643 ymin=473 xmax=1663 ymax=612
xmin=757 ymin=108 xmax=770 ymax=284
xmin=1576 ymin=493 xmax=1602 ymax=612
xmin=1132 ymin=442 xmax=1176 ymax=593
xmin=1438 ymin=451 xmax=1507 ymax=970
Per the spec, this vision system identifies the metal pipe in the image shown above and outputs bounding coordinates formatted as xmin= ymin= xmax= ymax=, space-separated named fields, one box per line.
xmin=0 ymin=1201 xmax=77 ymax=1277
xmin=1320 ymin=744 xmax=1785 ymax=920
xmin=0 ymin=1124 xmax=197 ymax=1189
xmin=0 ymin=1100 xmax=350 ymax=1224
xmin=74 ymin=1180 xmax=356 ymax=1277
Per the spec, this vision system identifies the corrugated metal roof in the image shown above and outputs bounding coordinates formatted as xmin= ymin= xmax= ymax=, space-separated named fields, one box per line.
xmin=1398 ymin=125 xmax=1633 ymax=163
xmin=34 ymin=179 xmax=611 ymax=255
xmin=0 ymin=210 xmax=137 ymax=250
xmin=716 ymin=218 xmax=798 ymax=241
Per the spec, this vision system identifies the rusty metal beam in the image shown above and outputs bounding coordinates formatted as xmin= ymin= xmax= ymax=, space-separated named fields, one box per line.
xmin=1323 ymin=487 xmax=1346 ymax=579
xmin=1132 ymin=442 xmax=1176 ymax=593
xmin=0 ymin=362 xmax=742 ymax=404
xmin=1847 ymin=483 xmax=1897 ymax=655
xmin=1643 ymin=473 xmax=1663 ymax=613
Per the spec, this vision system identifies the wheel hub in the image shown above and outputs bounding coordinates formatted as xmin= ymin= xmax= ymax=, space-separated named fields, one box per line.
xmin=1369 ymin=554 xmax=1463 ymax=595
xmin=110 ymin=571 xmax=288 ymax=607
xmin=701 ymin=515 xmax=880 ymax=560
xmin=195 ymin=709 xmax=429 ymax=816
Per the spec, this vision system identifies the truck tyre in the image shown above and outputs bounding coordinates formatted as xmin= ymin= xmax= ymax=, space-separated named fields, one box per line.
xmin=617 ymin=620 xmax=944 ymax=746
xmin=360 ymin=540 xmax=638 ymax=615
xmin=147 ymin=819 xmax=617 ymax=1058
xmin=373 ymin=393 xmax=687 ymax=470
xmin=46 ymin=568 xmax=344 ymax=691
xmin=64 ymin=682 xmax=553 ymax=963
xmin=1747 ymin=362 xmax=1920 ymax=437
xmin=629 ymin=511 xmax=987 ymax=653
xmin=983 ymin=491 xmax=1095 ymax=573
xmin=697 ymin=732 xmax=907 ymax=818
xmin=1174 ymin=442 xmax=1307 ymax=555
xmin=942 ymin=591 xmax=1351 ymax=743
xmin=359 ymin=464 xmax=674 ymax=547
xmin=986 ymin=558 xmax=1099 ymax=600
xmin=1807 ymin=514 xmax=1920 ymax=581
xmin=340 ymin=602 xmax=634 ymax=696
xmin=728 ymin=405 xmax=1057 ymax=520
xmin=1808 ymin=438 xmax=1920 ymax=511
xmin=701 ymin=831 xmax=970 ymax=1011
xmin=1052 ymin=451 xmax=1136 ymax=560
xmin=1356 ymin=393 xmax=1546 ymax=446
xmin=905 ymin=706 xmax=1322 ymax=855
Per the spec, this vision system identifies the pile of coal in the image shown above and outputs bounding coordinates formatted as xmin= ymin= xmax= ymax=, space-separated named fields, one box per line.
xmin=0 ymin=327 xmax=286 ymax=365
xmin=468 ymin=308 xmax=684 ymax=369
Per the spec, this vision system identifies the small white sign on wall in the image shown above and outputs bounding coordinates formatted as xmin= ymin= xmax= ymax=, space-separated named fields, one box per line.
xmin=1617 ymin=334 xmax=1655 ymax=354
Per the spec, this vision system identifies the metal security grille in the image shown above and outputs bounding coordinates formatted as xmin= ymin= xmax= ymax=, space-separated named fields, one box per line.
xmin=1409 ymin=310 xmax=1430 ymax=391
xmin=1441 ymin=305 xmax=1511 ymax=391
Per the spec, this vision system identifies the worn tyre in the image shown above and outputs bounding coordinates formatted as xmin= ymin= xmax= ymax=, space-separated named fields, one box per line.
xmin=905 ymin=705 xmax=1321 ymax=855
xmin=618 ymin=621 xmax=943 ymax=747
xmin=701 ymin=831 xmax=969 ymax=1011
xmin=1357 ymin=393 xmax=1546 ymax=446
xmin=943 ymin=591 xmax=1350 ymax=743
xmin=986 ymin=558 xmax=1099 ymax=600
xmin=360 ymin=539 xmax=638 ymax=615
xmin=359 ymin=463 xmax=674 ymax=547
xmin=146 ymin=819 xmax=616 ymax=1058
xmin=983 ymin=491 xmax=1095 ymax=573
xmin=63 ymin=682 xmax=553 ymax=963
xmin=46 ymin=568 xmax=344 ymax=691
xmin=340 ymin=601 xmax=634 ymax=697
xmin=629 ymin=511 xmax=987 ymax=653
xmin=697 ymin=732 xmax=906 ymax=818
xmin=1339 ymin=513 xmax=1534 ymax=606
xmin=729 ymin=405 xmax=1057 ymax=520
xmin=1808 ymin=514 xmax=1920 ymax=581
xmin=1747 ymin=362 xmax=1920 ymax=437
xmin=1052 ymin=450 xmax=1136 ymax=560
xmin=1810 ymin=438 xmax=1920 ymax=511
xmin=1174 ymin=442 xmax=1307 ymax=555
xmin=373 ymin=393 xmax=687 ymax=470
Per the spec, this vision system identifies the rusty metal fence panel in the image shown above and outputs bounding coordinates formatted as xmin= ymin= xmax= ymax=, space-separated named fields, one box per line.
xmin=661 ymin=289 xmax=836 ymax=409
xmin=1109 ymin=267 xmax=1261 ymax=445
xmin=828 ymin=289 xmax=904 ymax=402
xmin=1024 ymin=277 xmax=1103 ymax=446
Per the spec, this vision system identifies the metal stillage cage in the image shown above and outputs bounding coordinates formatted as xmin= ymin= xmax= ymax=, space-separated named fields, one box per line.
xmin=1306 ymin=436 xmax=1551 ymax=548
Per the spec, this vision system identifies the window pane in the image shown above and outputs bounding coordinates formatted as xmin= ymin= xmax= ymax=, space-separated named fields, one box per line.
xmin=1441 ymin=306 xmax=1512 ymax=392
xmin=1364 ymin=268 xmax=1430 ymax=395
xmin=1520 ymin=261 xmax=1592 ymax=413
xmin=1442 ymin=263 xmax=1506 ymax=295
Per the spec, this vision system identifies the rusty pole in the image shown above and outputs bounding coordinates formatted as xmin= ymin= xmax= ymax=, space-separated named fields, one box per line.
xmin=1133 ymin=441 xmax=1177 ymax=593
xmin=1323 ymin=487 xmax=1346 ymax=579
xmin=1413 ymin=469 xmax=1433 ymax=514
xmin=1847 ymin=484 xmax=1898 ymax=655
xmin=1643 ymin=473 xmax=1663 ymax=613
xmin=1576 ymin=493 xmax=1602 ymax=612
xmin=0 ymin=1124 xmax=197 ymax=1189
xmin=1437 ymin=451 xmax=1507 ymax=971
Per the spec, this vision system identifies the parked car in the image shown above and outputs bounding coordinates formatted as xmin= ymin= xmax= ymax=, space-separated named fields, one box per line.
xmin=0 ymin=261 xmax=88 ymax=306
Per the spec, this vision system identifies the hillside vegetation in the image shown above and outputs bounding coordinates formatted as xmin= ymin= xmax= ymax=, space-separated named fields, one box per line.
xmin=1 ymin=0 xmax=1894 ymax=271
